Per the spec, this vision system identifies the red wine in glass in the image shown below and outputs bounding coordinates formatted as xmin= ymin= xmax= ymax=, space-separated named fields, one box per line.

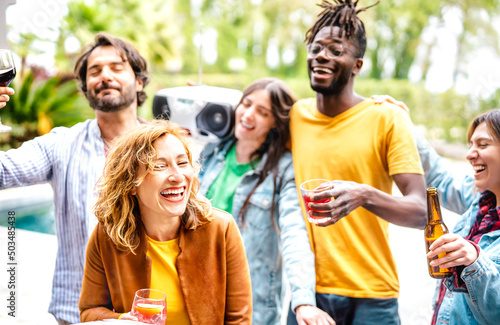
xmin=0 ymin=49 xmax=15 ymax=132
xmin=0 ymin=67 xmax=16 ymax=87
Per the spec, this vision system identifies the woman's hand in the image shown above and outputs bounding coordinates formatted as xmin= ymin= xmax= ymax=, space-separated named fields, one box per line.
xmin=0 ymin=87 xmax=14 ymax=109
xmin=186 ymin=80 xmax=202 ymax=86
xmin=296 ymin=305 xmax=336 ymax=325
xmin=427 ymin=233 xmax=479 ymax=269
xmin=371 ymin=95 xmax=409 ymax=114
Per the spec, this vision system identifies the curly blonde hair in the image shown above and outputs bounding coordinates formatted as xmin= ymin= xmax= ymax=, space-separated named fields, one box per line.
xmin=94 ymin=119 xmax=212 ymax=253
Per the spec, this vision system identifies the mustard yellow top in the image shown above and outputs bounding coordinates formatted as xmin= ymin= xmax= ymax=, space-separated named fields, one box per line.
xmin=147 ymin=236 xmax=190 ymax=324
xmin=290 ymin=98 xmax=423 ymax=298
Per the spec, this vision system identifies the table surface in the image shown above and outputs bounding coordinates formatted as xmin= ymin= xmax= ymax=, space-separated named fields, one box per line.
xmin=73 ymin=320 xmax=149 ymax=324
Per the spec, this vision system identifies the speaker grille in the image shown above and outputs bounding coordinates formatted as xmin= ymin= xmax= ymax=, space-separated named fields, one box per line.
xmin=152 ymin=94 xmax=171 ymax=120
xmin=196 ymin=103 xmax=234 ymax=138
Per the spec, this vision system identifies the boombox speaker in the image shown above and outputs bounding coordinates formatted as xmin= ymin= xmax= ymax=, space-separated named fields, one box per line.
xmin=153 ymin=86 xmax=242 ymax=145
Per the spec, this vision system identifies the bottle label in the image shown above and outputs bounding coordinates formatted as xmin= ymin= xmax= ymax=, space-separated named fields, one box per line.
xmin=425 ymin=238 xmax=452 ymax=279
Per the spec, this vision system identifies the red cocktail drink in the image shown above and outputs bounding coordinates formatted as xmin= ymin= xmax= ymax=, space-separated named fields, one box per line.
xmin=300 ymin=179 xmax=333 ymax=224
xmin=302 ymin=195 xmax=331 ymax=215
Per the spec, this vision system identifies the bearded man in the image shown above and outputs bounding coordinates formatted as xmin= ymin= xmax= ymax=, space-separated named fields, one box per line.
xmin=0 ymin=32 xmax=150 ymax=324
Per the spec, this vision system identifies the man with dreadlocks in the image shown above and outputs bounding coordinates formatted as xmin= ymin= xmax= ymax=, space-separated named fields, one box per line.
xmin=288 ymin=1 xmax=427 ymax=324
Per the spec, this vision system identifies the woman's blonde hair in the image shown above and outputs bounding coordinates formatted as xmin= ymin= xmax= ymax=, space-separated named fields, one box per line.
xmin=94 ymin=119 xmax=212 ymax=253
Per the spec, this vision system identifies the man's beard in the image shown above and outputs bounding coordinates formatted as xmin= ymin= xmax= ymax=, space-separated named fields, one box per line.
xmin=87 ymin=81 xmax=137 ymax=112
xmin=309 ymin=67 xmax=351 ymax=96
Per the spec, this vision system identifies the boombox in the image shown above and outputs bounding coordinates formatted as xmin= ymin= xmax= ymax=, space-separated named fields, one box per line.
xmin=152 ymin=86 xmax=243 ymax=145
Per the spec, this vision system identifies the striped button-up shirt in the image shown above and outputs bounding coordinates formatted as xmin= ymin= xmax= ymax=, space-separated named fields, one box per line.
xmin=1 ymin=119 xmax=105 ymax=323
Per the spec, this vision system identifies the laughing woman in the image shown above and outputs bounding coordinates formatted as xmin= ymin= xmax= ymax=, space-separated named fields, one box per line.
xmin=198 ymin=78 xmax=333 ymax=324
xmin=427 ymin=109 xmax=500 ymax=325
xmin=79 ymin=120 xmax=252 ymax=324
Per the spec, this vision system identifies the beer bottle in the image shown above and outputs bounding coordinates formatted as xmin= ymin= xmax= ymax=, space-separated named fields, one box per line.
xmin=425 ymin=187 xmax=452 ymax=279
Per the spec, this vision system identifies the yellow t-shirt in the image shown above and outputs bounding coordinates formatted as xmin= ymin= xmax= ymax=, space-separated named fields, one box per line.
xmin=147 ymin=236 xmax=191 ymax=324
xmin=290 ymin=98 xmax=423 ymax=299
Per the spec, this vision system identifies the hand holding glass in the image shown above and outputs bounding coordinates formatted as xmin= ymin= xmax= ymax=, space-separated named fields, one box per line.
xmin=0 ymin=49 xmax=16 ymax=133
xmin=300 ymin=179 xmax=332 ymax=224
xmin=131 ymin=289 xmax=167 ymax=325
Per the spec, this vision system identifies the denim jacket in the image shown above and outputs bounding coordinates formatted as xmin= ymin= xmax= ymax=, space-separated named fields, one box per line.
xmin=435 ymin=200 xmax=500 ymax=325
xmin=417 ymin=134 xmax=500 ymax=324
xmin=416 ymin=132 xmax=477 ymax=214
xmin=199 ymin=139 xmax=316 ymax=325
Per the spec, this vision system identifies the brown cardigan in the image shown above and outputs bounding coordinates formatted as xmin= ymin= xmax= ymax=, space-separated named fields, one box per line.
xmin=79 ymin=209 xmax=252 ymax=324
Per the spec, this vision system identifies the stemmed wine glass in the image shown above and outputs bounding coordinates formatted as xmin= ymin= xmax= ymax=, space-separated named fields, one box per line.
xmin=130 ymin=288 xmax=167 ymax=325
xmin=0 ymin=49 xmax=16 ymax=133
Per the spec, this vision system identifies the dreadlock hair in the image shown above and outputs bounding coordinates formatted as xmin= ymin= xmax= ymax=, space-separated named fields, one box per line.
xmin=305 ymin=0 xmax=380 ymax=58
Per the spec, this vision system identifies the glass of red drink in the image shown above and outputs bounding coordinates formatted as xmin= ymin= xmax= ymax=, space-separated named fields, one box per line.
xmin=130 ymin=288 xmax=167 ymax=325
xmin=0 ymin=49 xmax=15 ymax=133
xmin=300 ymin=179 xmax=332 ymax=224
